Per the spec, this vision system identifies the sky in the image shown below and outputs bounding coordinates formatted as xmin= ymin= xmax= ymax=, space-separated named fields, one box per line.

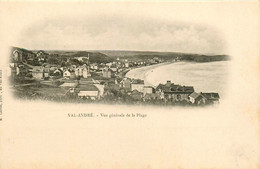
xmin=15 ymin=5 xmax=227 ymax=55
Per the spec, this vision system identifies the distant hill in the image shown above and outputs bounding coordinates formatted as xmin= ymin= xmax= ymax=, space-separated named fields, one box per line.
xmin=71 ymin=51 xmax=113 ymax=63
xmin=12 ymin=47 xmax=230 ymax=63
xmin=43 ymin=50 xmax=114 ymax=63
xmin=92 ymin=50 xmax=175 ymax=58
xmin=94 ymin=50 xmax=231 ymax=62
xmin=178 ymin=54 xmax=230 ymax=62
xmin=130 ymin=53 xmax=230 ymax=62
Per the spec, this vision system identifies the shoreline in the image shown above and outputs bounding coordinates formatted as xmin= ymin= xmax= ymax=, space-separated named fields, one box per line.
xmin=125 ymin=61 xmax=229 ymax=97
xmin=125 ymin=61 xmax=174 ymax=86
xmin=125 ymin=60 xmax=228 ymax=85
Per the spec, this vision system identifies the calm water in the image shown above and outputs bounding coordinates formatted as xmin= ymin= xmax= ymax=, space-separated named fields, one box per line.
xmin=126 ymin=61 xmax=230 ymax=97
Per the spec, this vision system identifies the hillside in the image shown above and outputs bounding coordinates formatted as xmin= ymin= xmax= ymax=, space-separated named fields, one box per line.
xmin=70 ymin=51 xmax=113 ymax=63
xmin=130 ymin=53 xmax=230 ymax=62
xmin=95 ymin=50 xmax=231 ymax=62
xmin=92 ymin=50 xmax=175 ymax=58
xmin=11 ymin=47 xmax=230 ymax=63
xmin=43 ymin=50 xmax=114 ymax=63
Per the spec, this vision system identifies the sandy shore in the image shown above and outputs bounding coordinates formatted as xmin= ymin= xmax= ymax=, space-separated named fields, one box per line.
xmin=125 ymin=62 xmax=172 ymax=86
xmin=125 ymin=61 xmax=229 ymax=97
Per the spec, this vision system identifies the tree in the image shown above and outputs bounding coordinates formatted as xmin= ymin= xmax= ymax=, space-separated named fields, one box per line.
xmin=32 ymin=59 xmax=40 ymax=66
xmin=61 ymin=61 xmax=66 ymax=67
xmin=47 ymin=57 xmax=59 ymax=65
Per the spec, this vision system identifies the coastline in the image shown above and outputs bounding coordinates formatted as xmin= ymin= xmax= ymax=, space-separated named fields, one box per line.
xmin=125 ymin=62 xmax=173 ymax=86
xmin=125 ymin=61 xmax=229 ymax=97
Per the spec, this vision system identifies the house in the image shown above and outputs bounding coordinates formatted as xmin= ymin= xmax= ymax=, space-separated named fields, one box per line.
xmin=49 ymin=66 xmax=57 ymax=72
xmin=11 ymin=47 xmax=37 ymax=63
xmin=131 ymin=79 xmax=144 ymax=92
xmin=75 ymin=67 xmax=83 ymax=77
xmin=110 ymin=65 xmax=117 ymax=72
xmin=102 ymin=67 xmax=112 ymax=78
xmin=13 ymin=65 xmax=28 ymax=77
xmin=105 ymin=62 xmax=111 ymax=67
xmin=189 ymin=92 xmax=207 ymax=104
xmin=36 ymin=50 xmax=48 ymax=62
xmin=120 ymin=78 xmax=131 ymax=91
xmin=36 ymin=50 xmax=45 ymax=57
xmin=27 ymin=52 xmax=36 ymax=62
xmin=82 ymin=68 xmax=88 ymax=78
xmin=63 ymin=70 xmax=71 ymax=78
xmin=43 ymin=67 xmax=50 ymax=78
xmin=143 ymin=86 xmax=154 ymax=95
xmin=32 ymin=66 xmax=49 ymax=79
xmin=90 ymin=63 xmax=99 ymax=70
xmin=76 ymin=56 xmax=89 ymax=63
xmin=32 ymin=66 xmax=44 ymax=79
xmin=201 ymin=92 xmax=220 ymax=104
xmin=70 ymin=70 xmax=76 ymax=79
xmin=9 ymin=63 xmax=22 ymax=78
xmin=12 ymin=49 xmax=24 ymax=63
xmin=149 ymin=59 xmax=157 ymax=65
xmin=74 ymin=66 xmax=90 ymax=78
xmin=76 ymin=84 xmax=99 ymax=100
xmin=53 ymin=69 xmax=62 ymax=77
xmin=155 ymin=80 xmax=194 ymax=101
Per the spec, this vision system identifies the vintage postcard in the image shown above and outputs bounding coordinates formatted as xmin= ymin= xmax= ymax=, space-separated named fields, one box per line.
xmin=0 ymin=1 xmax=259 ymax=169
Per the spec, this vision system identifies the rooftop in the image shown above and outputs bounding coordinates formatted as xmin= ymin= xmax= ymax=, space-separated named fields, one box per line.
xmin=189 ymin=92 xmax=201 ymax=99
xmin=76 ymin=84 xmax=98 ymax=91
xmin=201 ymin=93 xmax=220 ymax=99
xmin=131 ymin=79 xmax=144 ymax=84
xmin=156 ymin=81 xmax=194 ymax=93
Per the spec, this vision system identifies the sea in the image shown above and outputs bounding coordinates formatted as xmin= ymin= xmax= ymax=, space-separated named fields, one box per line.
xmin=126 ymin=61 xmax=230 ymax=98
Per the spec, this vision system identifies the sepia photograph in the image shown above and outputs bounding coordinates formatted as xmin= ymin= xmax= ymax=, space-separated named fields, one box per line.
xmin=8 ymin=13 xmax=230 ymax=107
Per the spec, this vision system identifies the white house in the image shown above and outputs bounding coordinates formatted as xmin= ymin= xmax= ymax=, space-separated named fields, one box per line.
xmin=82 ymin=68 xmax=88 ymax=78
xmin=76 ymin=84 xmax=99 ymax=100
xmin=13 ymin=49 xmax=22 ymax=62
xmin=102 ymin=67 xmax=112 ymax=78
xmin=110 ymin=66 xmax=117 ymax=72
xmin=143 ymin=86 xmax=154 ymax=95
xmin=90 ymin=64 xmax=98 ymax=70
xmin=63 ymin=70 xmax=71 ymax=78
xmin=131 ymin=79 xmax=144 ymax=93
xmin=32 ymin=66 xmax=44 ymax=79
xmin=74 ymin=67 xmax=82 ymax=77
xmin=189 ymin=92 xmax=206 ymax=104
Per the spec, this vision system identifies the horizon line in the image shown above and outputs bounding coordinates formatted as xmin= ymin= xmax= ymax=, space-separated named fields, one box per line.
xmin=10 ymin=46 xmax=227 ymax=56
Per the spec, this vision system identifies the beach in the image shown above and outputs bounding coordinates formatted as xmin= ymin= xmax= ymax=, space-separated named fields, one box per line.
xmin=126 ymin=61 xmax=230 ymax=97
xmin=125 ymin=62 xmax=171 ymax=85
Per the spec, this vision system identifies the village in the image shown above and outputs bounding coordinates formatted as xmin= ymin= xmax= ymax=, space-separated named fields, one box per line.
xmin=8 ymin=47 xmax=220 ymax=106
